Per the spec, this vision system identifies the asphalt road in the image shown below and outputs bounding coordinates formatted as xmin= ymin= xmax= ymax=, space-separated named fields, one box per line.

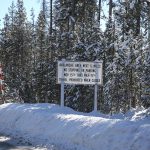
xmin=0 ymin=135 xmax=45 ymax=150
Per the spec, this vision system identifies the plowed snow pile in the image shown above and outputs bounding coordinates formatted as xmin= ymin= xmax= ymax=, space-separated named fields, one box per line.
xmin=0 ymin=103 xmax=150 ymax=150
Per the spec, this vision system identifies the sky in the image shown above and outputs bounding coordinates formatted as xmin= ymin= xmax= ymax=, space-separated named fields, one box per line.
xmin=0 ymin=0 xmax=41 ymax=26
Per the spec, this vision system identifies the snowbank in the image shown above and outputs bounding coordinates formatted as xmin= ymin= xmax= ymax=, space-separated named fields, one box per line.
xmin=0 ymin=103 xmax=150 ymax=150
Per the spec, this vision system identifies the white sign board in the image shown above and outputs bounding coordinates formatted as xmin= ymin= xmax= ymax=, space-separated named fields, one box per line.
xmin=57 ymin=61 xmax=103 ymax=85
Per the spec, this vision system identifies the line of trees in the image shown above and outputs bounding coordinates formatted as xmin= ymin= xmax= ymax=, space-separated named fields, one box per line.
xmin=0 ymin=0 xmax=149 ymax=113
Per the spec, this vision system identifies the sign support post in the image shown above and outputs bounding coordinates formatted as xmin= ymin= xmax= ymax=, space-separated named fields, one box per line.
xmin=61 ymin=81 xmax=64 ymax=107
xmin=94 ymin=60 xmax=99 ymax=112
xmin=61 ymin=59 xmax=65 ymax=107
xmin=0 ymin=63 xmax=5 ymax=104
xmin=94 ymin=84 xmax=98 ymax=112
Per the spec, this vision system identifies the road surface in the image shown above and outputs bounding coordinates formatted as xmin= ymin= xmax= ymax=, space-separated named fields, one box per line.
xmin=0 ymin=135 xmax=46 ymax=150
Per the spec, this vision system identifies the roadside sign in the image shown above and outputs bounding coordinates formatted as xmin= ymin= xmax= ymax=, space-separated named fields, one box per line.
xmin=57 ymin=61 xmax=103 ymax=85
xmin=57 ymin=60 xmax=103 ymax=111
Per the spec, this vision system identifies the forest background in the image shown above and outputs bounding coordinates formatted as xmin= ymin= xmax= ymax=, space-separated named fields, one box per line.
xmin=0 ymin=0 xmax=149 ymax=113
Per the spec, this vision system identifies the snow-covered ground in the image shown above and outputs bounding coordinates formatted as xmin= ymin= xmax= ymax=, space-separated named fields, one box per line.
xmin=0 ymin=103 xmax=150 ymax=150
xmin=0 ymin=134 xmax=46 ymax=150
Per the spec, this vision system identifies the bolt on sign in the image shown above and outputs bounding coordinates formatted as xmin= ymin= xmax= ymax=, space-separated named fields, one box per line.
xmin=57 ymin=61 xmax=103 ymax=85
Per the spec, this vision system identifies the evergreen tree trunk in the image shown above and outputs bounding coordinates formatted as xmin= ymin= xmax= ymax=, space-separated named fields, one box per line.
xmin=148 ymin=2 xmax=150 ymax=45
xmin=98 ymin=0 xmax=102 ymax=25
xmin=109 ymin=0 xmax=113 ymax=23
xmin=135 ymin=0 xmax=141 ymax=36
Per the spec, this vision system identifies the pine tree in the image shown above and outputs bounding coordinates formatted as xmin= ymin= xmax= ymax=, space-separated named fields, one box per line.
xmin=141 ymin=1 xmax=150 ymax=107
xmin=34 ymin=9 xmax=47 ymax=102
xmin=0 ymin=0 xmax=32 ymax=102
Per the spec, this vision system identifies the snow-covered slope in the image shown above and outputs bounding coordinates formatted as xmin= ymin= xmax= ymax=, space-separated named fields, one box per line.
xmin=0 ymin=103 xmax=150 ymax=150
